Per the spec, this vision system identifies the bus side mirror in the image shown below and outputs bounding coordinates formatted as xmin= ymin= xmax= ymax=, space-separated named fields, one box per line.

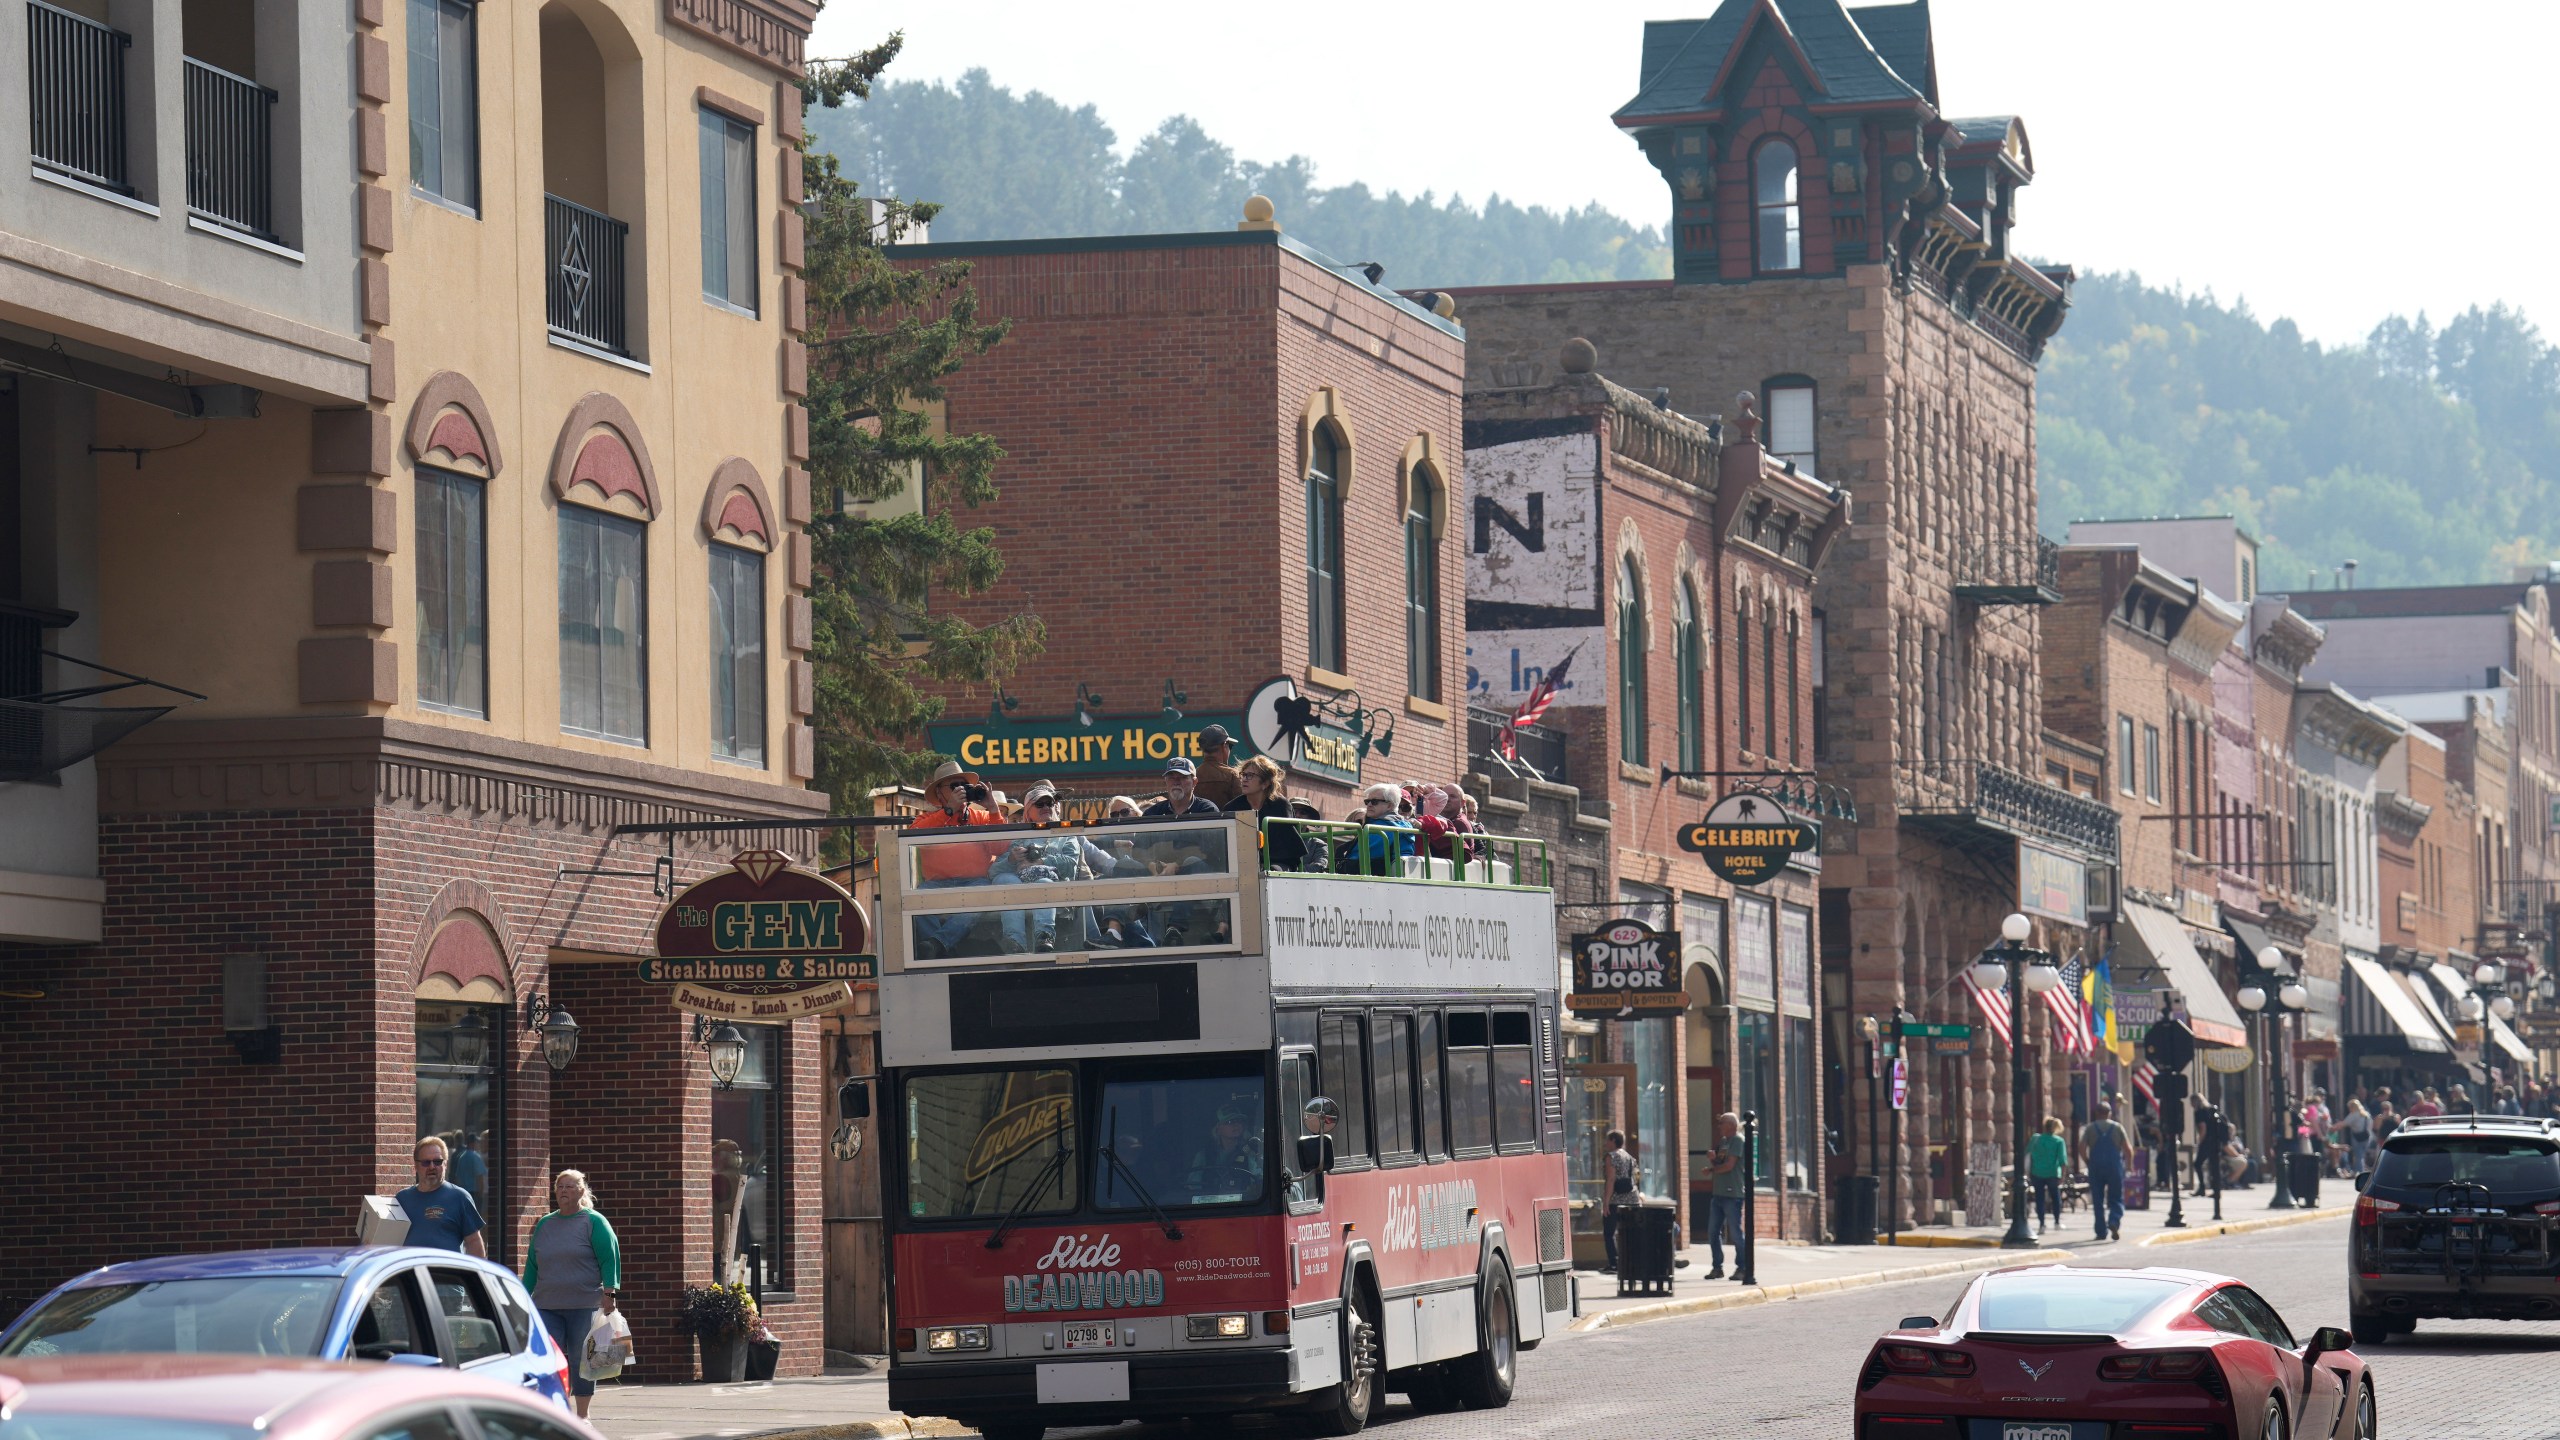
xmin=1297 ymin=1134 xmax=1335 ymax=1175
xmin=838 ymin=1080 xmax=871 ymax=1121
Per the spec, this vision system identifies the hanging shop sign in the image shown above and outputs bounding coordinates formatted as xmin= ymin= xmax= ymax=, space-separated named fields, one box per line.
xmin=2201 ymin=1046 xmax=2255 ymax=1074
xmin=649 ymin=849 xmax=873 ymax=1016
xmin=924 ymin=712 xmax=1250 ymax=779
xmin=1677 ymin=792 xmax=1818 ymax=887
xmin=2016 ymin=841 xmax=2089 ymax=927
xmin=1243 ymin=676 xmax=1366 ymax=787
xmin=1567 ymin=920 xmax=1683 ymax=1013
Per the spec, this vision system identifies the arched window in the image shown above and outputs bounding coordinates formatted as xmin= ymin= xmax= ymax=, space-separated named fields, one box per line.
xmin=1785 ymin=609 xmax=1802 ymax=764
xmin=1306 ymin=425 xmax=1345 ymax=672
xmin=1617 ymin=555 xmax=1648 ymax=766
xmin=1753 ymin=139 xmax=1801 ymax=273
xmin=1760 ymin=602 xmax=1778 ymax=760
xmin=1735 ymin=594 xmax=1754 ymax=754
xmin=1674 ymin=580 xmax=1705 ymax=772
xmin=1405 ymin=467 xmax=1440 ymax=700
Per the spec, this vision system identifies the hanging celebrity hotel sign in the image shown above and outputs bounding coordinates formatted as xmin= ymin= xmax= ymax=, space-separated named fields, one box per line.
xmin=1677 ymin=792 xmax=1816 ymax=887
xmin=1568 ymin=921 xmax=1682 ymax=1013
xmin=648 ymin=849 xmax=874 ymax=1017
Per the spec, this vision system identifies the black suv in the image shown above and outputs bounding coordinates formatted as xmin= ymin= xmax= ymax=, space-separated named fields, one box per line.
xmin=2349 ymin=1113 xmax=2560 ymax=1343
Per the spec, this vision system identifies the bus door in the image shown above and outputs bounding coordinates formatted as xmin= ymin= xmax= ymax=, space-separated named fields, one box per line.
xmin=1564 ymin=1062 xmax=1632 ymax=1267
xmin=1279 ymin=1047 xmax=1321 ymax=1208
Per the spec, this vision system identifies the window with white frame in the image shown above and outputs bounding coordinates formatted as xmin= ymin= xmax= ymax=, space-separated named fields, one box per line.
xmin=709 ymin=543 xmax=765 ymax=765
xmin=699 ymin=107 xmax=758 ymax=313
xmin=1763 ymin=380 xmax=1816 ymax=474
xmin=559 ymin=506 xmax=648 ymax=744
xmin=1753 ymin=139 xmax=1801 ymax=272
xmin=408 ymin=0 xmax=478 ymax=209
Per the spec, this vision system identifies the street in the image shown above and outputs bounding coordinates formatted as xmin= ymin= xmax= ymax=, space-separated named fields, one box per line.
xmin=1034 ymin=1217 xmax=2560 ymax=1440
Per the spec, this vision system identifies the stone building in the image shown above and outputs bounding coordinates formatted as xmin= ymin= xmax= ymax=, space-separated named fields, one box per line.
xmin=2 ymin=0 xmax=833 ymax=1375
xmin=1445 ymin=0 xmax=2114 ymax=1232
xmin=1465 ymin=346 xmax=1844 ymax=1241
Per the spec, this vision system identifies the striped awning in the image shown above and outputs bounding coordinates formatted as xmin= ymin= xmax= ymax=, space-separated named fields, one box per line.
xmin=2342 ymin=954 xmax=2449 ymax=1054
xmin=2120 ymin=903 xmax=2249 ymax=1048
xmin=2427 ymin=962 xmax=2536 ymax=1064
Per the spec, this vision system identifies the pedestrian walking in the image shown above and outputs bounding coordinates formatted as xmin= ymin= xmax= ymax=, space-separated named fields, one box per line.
xmin=1703 ymin=1113 xmax=1748 ymax=1280
xmin=2080 ymin=1102 xmax=2133 ymax=1242
xmin=2340 ymin=1099 xmax=2373 ymax=1175
xmin=398 ymin=1136 xmax=487 ymax=1256
xmin=525 ymin=1168 xmax=623 ymax=1419
xmin=1600 ymin=1131 xmax=1638 ymax=1272
xmin=2028 ymin=1118 xmax=2068 ymax=1235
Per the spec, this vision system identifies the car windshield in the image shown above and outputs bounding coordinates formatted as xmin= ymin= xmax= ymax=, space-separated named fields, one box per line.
xmin=1974 ymin=1273 xmax=2185 ymax=1334
xmin=0 ymin=1277 xmax=341 ymax=1358
xmin=903 ymin=1066 xmax=1079 ymax=1221
xmin=2373 ymin=1136 xmax=2560 ymax=1199
xmin=0 ymin=1419 xmax=262 ymax=1440
xmin=1097 ymin=1063 xmax=1269 ymax=1210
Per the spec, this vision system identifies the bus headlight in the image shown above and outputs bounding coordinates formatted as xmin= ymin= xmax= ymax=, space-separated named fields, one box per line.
xmin=1186 ymin=1313 xmax=1251 ymax=1340
xmin=925 ymin=1325 xmax=991 ymax=1352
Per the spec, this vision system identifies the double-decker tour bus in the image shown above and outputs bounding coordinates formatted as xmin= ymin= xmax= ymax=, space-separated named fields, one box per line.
xmin=848 ymin=811 xmax=1570 ymax=1439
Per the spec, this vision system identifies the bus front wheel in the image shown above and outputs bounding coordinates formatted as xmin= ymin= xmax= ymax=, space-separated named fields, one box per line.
xmin=1304 ymin=1288 xmax=1380 ymax=1435
xmin=1446 ymin=1262 xmax=1518 ymax=1410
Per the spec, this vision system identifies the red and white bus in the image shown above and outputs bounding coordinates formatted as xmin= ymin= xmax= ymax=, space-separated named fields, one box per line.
xmin=856 ymin=813 xmax=1569 ymax=1439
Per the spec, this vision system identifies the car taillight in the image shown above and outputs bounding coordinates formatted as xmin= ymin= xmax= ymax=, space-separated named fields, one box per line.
xmin=1876 ymin=1344 xmax=1973 ymax=1377
xmin=2534 ymin=1200 xmax=2560 ymax=1215
xmin=2099 ymin=1348 xmax=2222 ymax=1397
xmin=1933 ymin=1350 xmax=1974 ymax=1376
xmin=2355 ymin=1195 xmax=2401 ymax=1228
xmin=2098 ymin=1355 xmax=2147 ymax=1380
xmin=1881 ymin=1345 xmax=1937 ymax=1373
xmin=2148 ymin=1352 xmax=2208 ymax=1380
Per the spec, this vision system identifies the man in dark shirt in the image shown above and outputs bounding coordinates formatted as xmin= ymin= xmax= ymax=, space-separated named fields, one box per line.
xmin=1143 ymin=758 xmax=1224 ymax=944
xmin=1143 ymin=757 xmax=1222 ymax=819
xmin=1193 ymin=726 xmax=1243 ymax=808
xmin=398 ymin=1136 xmax=487 ymax=1255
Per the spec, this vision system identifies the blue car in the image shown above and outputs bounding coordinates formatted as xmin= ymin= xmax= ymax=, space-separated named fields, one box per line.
xmin=0 ymin=1246 xmax=573 ymax=1409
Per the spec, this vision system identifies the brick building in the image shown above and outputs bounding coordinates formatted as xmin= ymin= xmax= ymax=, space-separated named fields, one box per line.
xmin=2 ymin=0 xmax=835 ymax=1376
xmin=1445 ymin=0 xmax=2115 ymax=1232
xmin=881 ymin=215 xmax=1466 ymax=812
xmin=1464 ymin=347 xmax=1844 ymax=1241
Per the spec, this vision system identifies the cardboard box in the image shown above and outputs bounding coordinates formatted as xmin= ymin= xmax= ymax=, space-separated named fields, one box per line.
xmin=357 ymin=1195 xmax=409 ymax=1247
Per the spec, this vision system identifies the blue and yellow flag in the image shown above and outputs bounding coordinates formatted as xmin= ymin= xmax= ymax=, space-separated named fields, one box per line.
xmin=2090 ymin=948 xmax=2117 ymax=1049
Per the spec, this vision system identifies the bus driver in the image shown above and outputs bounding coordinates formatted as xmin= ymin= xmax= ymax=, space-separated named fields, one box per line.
xmin=1186 ymin=1100 xmax=1265 ymax=1198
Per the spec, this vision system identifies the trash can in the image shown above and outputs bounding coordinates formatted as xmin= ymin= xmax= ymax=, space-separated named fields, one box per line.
xmin=1837 ymin=1174 xmax=1879 ymax=1245
xmin=2286 ymin=1151 xmax=2321 ymax=1206
xmin=1616 ymin=1202 xmax=1679 ymax=1297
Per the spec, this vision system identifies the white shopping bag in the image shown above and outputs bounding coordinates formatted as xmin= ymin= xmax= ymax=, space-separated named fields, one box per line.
xmin=581 ymin=1308 xmax=635 ymax=1382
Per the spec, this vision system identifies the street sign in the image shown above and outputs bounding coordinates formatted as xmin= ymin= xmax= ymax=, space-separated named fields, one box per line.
xmin=1930 ymin=1035 xmax=1974 ymax=1056
xmin=1899 ymin=1021 xmax=1973 ymax=1040
xmin=1890 ymin=1056 xmax=1910 ymax=1111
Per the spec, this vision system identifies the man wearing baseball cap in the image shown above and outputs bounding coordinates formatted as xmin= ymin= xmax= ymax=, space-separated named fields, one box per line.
xmin=1141 ymin=756 xmax=1224 ymax=945
xmin=1193 ymin=725 xmax=1243 ymax=808
xmin=1142 ymin=755 xmax=1222 ymax=819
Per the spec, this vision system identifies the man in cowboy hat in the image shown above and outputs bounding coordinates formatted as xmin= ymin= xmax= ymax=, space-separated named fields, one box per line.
xmin=910 ymin=760 xmax=1002 ymax=958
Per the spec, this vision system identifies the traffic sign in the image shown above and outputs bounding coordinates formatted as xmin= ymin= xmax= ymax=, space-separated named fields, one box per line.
xmin=1890 ymin=1056 xmax=1910 ymax=1111
xmin=1899 ymin=1021 xmax=1972 ymax=1040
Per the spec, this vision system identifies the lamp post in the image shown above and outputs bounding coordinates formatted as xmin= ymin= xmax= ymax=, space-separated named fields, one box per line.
xmin=1971 ymin=913 xmax=2062 ymax=1250
xmin=2234 ymin=944 xmax=2307 ymax=1209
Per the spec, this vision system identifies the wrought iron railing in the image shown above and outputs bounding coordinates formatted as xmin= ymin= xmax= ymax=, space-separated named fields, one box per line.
xmin=1951 ymin=534 xmax=2062 ymax=604
xmin=547 ymin=193 xmax=631 ymax=355
xmin=28 ymin=0 xmax=132 ymax=192
xmin=1469 ymin=704 xmax=1568 ymax=787
xmin=183 ymin=56 xmax=277 ymax=237
xmin=1899 ymin=758 xmax=2119 ymax=861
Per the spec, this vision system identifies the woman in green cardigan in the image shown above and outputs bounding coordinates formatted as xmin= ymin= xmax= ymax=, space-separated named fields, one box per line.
xmin=525 ymin=1169 xmax=622 ymax=1417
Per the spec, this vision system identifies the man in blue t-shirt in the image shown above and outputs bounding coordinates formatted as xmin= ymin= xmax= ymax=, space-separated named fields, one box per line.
xmin=398 ymin=1136 xmax=488 ymax=1255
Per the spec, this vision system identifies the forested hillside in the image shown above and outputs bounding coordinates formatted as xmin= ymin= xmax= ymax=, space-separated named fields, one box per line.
xmin=811 ymin=74 xmax=2560 ymax=587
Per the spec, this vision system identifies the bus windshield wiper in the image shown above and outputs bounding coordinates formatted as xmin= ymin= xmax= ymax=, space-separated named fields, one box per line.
xmin=984 ymin=1103 xmax=1073 ymax=1251
xmin=1102 ymin=1105 xmax=1183 ymax=1240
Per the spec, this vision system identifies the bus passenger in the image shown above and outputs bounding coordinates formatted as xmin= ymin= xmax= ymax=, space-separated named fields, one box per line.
xmin=1194 ymin=725 xmax=1244 ymax=807
xmin=1186 ymin=1101 xmax=1265 ymax=1198
xmin=1227 ymin=755 xmax=1306 ymax=871
xmin=1340 ymin=783 xmax=1416 ymax=876
xmin=994 ymin=782 xmax=1115 ymax=952
xmin=910 ymin=761 xmax=1003 ymax=959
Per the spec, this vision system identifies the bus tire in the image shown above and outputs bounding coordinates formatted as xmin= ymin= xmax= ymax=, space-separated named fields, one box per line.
xmin=1304 ymin=1287 xmax=1380 ymax=1435
xmin=1446 ymin=1260 xmax=1518 ymax=1410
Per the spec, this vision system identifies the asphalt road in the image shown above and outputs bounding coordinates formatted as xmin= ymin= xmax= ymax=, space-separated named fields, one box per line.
xmin=1030 ymin=1214 xmax=2560 ymax=1439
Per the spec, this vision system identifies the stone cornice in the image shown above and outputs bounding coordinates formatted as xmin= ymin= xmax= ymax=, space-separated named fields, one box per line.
xmin=666 ymin=0 xmax=814 ymax=78
xmin=96 ymin=716 xmax=829 ymax=828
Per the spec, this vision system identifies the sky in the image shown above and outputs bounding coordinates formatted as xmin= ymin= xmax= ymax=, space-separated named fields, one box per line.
xmin=810 ymin=0 xmax=2560 ymax=350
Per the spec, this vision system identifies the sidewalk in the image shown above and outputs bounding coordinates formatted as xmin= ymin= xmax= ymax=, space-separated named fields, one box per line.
xmin=586 ymin=1362 xmax=958 ymax=1440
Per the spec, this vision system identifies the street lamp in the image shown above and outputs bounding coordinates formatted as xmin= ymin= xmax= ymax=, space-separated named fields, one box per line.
xmin=527 ymin=994 xmax=581 ymax=1073
xmin=2235 ymin=944 xmax=2304 ymax=1209
xmin=694 ymin=1015 xmax=751 ymax=1089
xmin=1980 ymin=912 xmax=2062 ymax=1250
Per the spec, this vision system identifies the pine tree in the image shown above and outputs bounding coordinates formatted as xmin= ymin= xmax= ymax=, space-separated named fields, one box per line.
xmin=799 ymin=31 xmax=1043 ymax=809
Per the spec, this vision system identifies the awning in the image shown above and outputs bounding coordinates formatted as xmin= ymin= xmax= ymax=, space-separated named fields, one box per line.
xmin=2415 ymin=963 xmax=2532 ymax=1063
xmin=2121 ymin=903 xmax=2250 ymax=1048
xmin=2342 ymin=954 xmax=2449 ymax=1054
xmin=2302 ymin=973 xmax=2342 ymax=1042
xmin=2223 ymin=914 xmax=2290 ymax=976
xmin=2489 ymin=1013 xmax=2534 ymax=1065
xmin=2401 ymin=971 xmax=2465 ymax=1050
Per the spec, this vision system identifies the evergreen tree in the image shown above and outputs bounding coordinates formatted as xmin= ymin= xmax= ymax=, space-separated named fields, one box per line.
xmin=801 ymin=31 xmax=1043 ymax=808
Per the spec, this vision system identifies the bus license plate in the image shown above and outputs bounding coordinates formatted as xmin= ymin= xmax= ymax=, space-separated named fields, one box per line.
xmin=1064 ymin=1323 xmax=1118 ymax=1350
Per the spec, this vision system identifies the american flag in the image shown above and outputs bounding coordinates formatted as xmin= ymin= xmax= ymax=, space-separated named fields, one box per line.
xmin=1501 ymin=650 xmax=1578 ymax=762
xmin=2043 ymin=953 xmax=2095 ymax=1055
xmin=1963 ymin=968 xmax=2014 ymax=1049
xmin=2130 ymin=1061 xmax=2158 ymax=1105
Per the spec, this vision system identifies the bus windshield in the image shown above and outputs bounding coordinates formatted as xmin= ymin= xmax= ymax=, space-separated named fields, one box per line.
xmin=905 ymin=1067 xmax=1079 ymax=1221
xmin=1097 ymin=1062 xmax=1269 ymax=1211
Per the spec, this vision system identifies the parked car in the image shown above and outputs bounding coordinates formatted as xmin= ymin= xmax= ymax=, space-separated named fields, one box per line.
xmin=1854 ymin=1263 xmax=2373 ymax=1440
xmin=0 ymin=1247 xmax=570 ymax=1408
xmin=2350 ymin=1112 xmax=2560 ymax=1342
xmin=0 ymin=1353 xmax=607 ymax=1440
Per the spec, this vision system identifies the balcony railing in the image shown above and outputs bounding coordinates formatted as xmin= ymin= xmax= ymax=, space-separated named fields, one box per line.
xmin=1469 ymin=704 xmax=1568 ymax=787
xmin=1899 ymin=758 xmax=2120 ymax=862
xmin=28 ymin=0 xmax=133 ymax=193
xmin=183 ymin=56 xmax=277 ymax=238
xmin=1952 ymin=534 xmax=2062 ymax=605
xmin=547 ymin=193 xmax=631 ymax=356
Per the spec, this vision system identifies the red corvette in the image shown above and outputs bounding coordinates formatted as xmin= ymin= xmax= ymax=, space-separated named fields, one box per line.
xmin=1855 ymin=1264 xmax=2375 ymax=1440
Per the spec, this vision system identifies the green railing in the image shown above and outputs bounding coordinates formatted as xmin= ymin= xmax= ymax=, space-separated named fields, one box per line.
xmin=1258 ymin=816 xmax=1550 ymax=889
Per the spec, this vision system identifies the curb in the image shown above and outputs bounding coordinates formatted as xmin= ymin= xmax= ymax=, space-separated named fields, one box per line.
xmin=2138 ymin=1204 xmax=2354 ymax=1246
xmin=717 ymin=1420 xmax=973 ymax=1440
xmin=1568 ymin=1248 xmax=2074 ymax=1332
xmin=1875 ymin=1232 xmax=2004 ymax=1249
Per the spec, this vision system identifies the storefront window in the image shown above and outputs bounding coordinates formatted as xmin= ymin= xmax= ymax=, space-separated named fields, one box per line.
xmin=712 ymin=1025 xmax=782 ymax=1288
xmin=1784 ymin=1016 xmax=1816 ymax=1191
xmin=1735 ymin=1009 xmax=1777 ymax=1188
xmin=1780 ymin=905 xmax=1817 ymax=1191
xmin=1627 ymin=1015 xmax=1675 ymax=1201
xmin=416 ymin=1002 xmax=502 ymax=1257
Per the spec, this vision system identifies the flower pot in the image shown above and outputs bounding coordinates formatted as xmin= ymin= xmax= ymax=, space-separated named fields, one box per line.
xmin=699 ymin=1332 xmax=749 ymax=1382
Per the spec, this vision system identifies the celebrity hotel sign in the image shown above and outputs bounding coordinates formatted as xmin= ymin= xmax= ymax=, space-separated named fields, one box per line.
xmin=1677 ymin=792 xmax=1816 ymax=887
xmin=649 ymin=849 xmax=874 ymax=1017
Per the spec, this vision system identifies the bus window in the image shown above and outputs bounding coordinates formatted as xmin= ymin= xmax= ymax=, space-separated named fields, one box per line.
xmin=1095 ymin=1060 xmax=1268 ymax=1210
xmin=902 ymin=1067 xmax=1077 ymax=1221
xmin=1318 ymin=1013 xmax=1372 ymax=1163
xmin=1417 ymin=1010 xmax=1447 ymax=1160
xmin=1372 ymin=1013 xmax=1418 ymax=1161
xmin=1281 ymin=1051 xmax=1320 ymax=1207
xmin=1492 ymin=1009 xmax=1537 ymax=1153
xmin=1446 ymin=1009 xmax=1494 ymax=1153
